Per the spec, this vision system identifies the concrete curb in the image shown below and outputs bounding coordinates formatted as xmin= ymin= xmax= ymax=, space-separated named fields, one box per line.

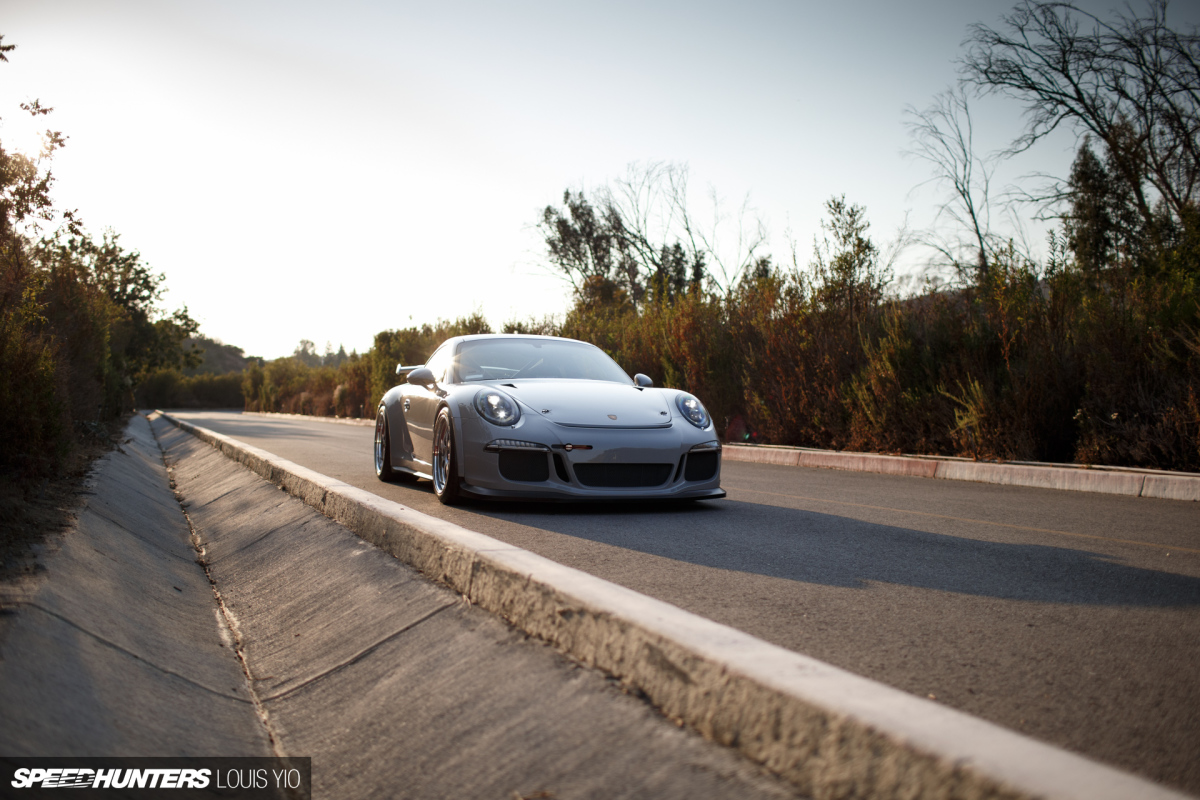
xmin=723 ymin=444 xmax=1200 ymax=501
xmin=156 ymin=411 xmax=1190 ymax=800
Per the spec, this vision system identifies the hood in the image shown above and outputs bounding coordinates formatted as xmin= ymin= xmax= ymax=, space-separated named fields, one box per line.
xmin=498 ymin=380 xmax=673 ymax=428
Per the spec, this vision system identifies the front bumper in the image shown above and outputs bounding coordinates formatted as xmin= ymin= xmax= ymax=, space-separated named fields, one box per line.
xmin=458 ymin=417 xmax=725 ymax=502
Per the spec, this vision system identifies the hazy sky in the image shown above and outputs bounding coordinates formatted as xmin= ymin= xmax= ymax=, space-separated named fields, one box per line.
xmin=3 ymin=0 xmax=1195 ymax=359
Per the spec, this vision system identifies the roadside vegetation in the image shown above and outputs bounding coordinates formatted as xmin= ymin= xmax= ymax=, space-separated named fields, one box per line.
xmin=0 ymin=36 xmax=202 ymax=574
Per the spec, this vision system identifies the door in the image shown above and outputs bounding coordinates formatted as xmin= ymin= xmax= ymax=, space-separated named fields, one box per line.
xmin=406 ymin=344 xmax=454 ymax=465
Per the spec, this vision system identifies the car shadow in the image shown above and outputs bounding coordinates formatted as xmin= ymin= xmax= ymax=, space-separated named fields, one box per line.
xmin=463 ymin=497 xmax=1200 ymax=608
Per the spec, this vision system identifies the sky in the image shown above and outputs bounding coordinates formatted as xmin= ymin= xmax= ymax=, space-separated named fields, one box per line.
xmin=3 ymin=0 xmax=1196 ymax=359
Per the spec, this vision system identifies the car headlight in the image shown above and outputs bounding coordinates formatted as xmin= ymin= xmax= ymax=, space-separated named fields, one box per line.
xmin=474 ymin=388 xmax=521 ymax=426
xmin=675 ymin=393 xmax=710 ymax=428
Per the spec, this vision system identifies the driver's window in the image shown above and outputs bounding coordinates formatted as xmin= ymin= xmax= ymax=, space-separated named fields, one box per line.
xmin=425 ymin=345 xmax=453 ymax=384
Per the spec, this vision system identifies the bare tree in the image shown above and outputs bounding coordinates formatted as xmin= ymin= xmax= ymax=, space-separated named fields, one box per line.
xmin=538 ymin=162 xmax=770 ymax=307
xmin=602 ymin=162 xmax=769 ymax=296
xmin=601 ymin=162 xmax=697 ymax=303
xmin=905 ymin=87 xmax=1007 ymax=280
xmin=961 ymin=0 xmax=1200 ymax=227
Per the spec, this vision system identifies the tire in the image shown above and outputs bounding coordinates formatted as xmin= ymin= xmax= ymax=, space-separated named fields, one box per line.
xmin=432 ymin=407 xmax=462 ymax=505
xmin=374 ymin=407 xmax=393 ymax=481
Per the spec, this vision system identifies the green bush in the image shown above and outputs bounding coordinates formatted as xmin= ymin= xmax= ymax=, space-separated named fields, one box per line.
xmin=0 ymin=256 xmax=67 ymax=477
xmin=135 ymin=369 xmax=244 ymax=409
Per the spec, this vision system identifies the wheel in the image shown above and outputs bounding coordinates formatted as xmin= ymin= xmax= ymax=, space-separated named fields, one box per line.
xmin=432 ymin=407 xmax=462 ymax=505
xmin=374 ymin=407 xmax=393 ymax=481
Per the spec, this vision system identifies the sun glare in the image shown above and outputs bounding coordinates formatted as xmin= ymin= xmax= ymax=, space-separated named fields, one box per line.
xmin=0 ymin=116 xmax=50 ymax=159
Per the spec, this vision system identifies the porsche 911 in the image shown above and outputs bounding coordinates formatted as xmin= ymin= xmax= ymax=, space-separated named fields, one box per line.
xmin=373 ymin=334 xmax=725 ymax=504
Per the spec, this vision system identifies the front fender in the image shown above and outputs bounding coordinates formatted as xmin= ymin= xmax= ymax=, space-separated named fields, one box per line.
xmin=445 ymin=397 xmax=474 ymax=479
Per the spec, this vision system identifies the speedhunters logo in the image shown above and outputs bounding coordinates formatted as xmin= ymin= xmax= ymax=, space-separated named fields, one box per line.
xmin=11 ymin=769 xmax=213 ymax=789
xmin=0 ymin=758 xmax=310 ymax=799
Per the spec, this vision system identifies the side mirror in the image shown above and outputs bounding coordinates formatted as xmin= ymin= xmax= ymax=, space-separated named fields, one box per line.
xmin=634 ymin=373 xmax=653 ymax=388
xmin=406 ymin=367 xmax=436 ymax=386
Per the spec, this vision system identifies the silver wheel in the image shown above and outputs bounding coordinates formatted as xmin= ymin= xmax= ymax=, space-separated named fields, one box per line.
xmin=374 ymin=408 xmax=390 ymax=480
xmin=433 ymin=414 xmax=451 ymax=492
xmin=432 ymin=408 xmax=461 ymax=504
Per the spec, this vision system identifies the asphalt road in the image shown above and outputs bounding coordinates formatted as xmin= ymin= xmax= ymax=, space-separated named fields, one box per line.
xmin=167 ymin=411 xmax=1200 ymax=795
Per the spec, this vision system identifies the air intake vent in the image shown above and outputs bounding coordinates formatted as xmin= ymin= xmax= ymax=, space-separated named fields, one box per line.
xmin=574 ymin=463 xmax=673 ymax=488
xmin=499 ymin=451 xmax=550 ymax=482
xmin=684 ymin=451 xmax=718 ymax=481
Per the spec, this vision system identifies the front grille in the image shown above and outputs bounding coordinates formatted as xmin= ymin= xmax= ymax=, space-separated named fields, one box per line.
xmin=499 ymin=450 xmax=550 ymax=482
xmin=684 ymin=451 xmax=718 ymax=481
xmin=573 ymin=463 xmax=673 ymax=488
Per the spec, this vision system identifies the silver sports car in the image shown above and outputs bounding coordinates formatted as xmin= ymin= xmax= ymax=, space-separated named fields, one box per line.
xmin=374 ymin=334 xmax=725 ymax=504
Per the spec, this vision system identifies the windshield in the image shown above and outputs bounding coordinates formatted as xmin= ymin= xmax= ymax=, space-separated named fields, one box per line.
xmin=455 ymin=338 xmax=632 ymax=384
